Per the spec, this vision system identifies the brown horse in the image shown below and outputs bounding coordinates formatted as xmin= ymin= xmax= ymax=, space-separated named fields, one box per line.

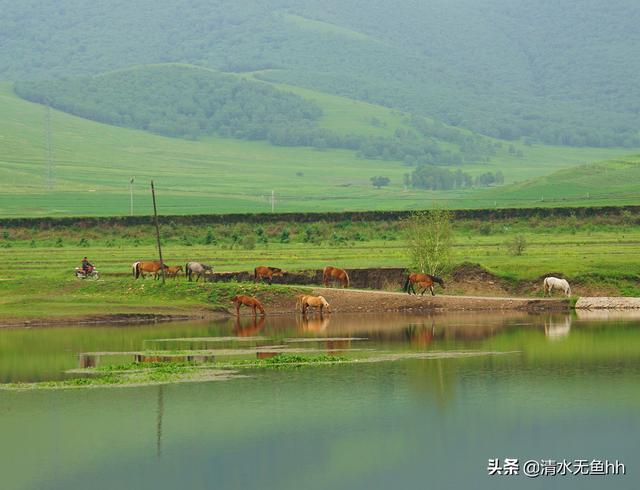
xmin=298 ymin=294 xmax=331 ymax=315
xmin=165 ymin=265 xmax=183 ymax=278
xmin=254 ymin=266 xmax=284 ymax=285
xmin=403 ymin=272 xmax=445 ymax=296
xmin=231 ymin=295 xmax=266 ymax=316
xmin=322 ymin=266 xmax=349 ymax=288
xmin=132 ymin=260 xmax=167 ymax=280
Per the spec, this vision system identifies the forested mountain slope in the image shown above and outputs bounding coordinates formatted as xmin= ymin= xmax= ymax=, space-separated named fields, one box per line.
xmin=2 ymin=0 xmax=639 ymax=147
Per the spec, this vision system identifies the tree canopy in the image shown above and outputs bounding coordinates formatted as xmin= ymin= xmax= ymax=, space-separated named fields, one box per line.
xmin=2 ymin=0 xmax=639 ymax=147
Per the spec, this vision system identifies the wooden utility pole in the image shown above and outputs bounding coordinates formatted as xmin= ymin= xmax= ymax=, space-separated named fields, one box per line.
xmin=151 ymin=180 xmax=165 ymax=284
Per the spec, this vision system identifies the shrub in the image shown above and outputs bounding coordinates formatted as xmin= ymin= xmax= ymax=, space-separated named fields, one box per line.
xmin=508 ymin=235 xmax=527 ymax=256
xmin=241 ymin=236 xmax=256 ymax=250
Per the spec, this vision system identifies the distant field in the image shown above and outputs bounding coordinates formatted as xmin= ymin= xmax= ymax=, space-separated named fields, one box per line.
xmin=0 ymin=81 xmax=639 ymax=217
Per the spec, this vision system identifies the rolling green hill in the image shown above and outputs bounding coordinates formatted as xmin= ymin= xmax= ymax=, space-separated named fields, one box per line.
xmin=14 ymin=64 xmax=498 ymax=168
xmin=0 ymin=80 xmax=637 ymax=217
xmin=478 ymin=156 xmax=640 ymax=205
xmin=1 ymin=0 xmax=639 ymax=147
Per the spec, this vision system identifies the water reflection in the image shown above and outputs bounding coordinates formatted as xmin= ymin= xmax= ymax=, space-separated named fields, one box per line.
xmin=1 ymin=312 xmax=639 ymax=490
xmin=1 ymin=311 xmax=639 ymax=383
xmin=544 ymin=314 xmax=572 ymax=340
xmin=296 ymin=314 xmax=330 ymax=333
xmin=156 ymin=386 xmax=164 ymax=459
xmin=233 ymin=316 xmax=266 ymax=337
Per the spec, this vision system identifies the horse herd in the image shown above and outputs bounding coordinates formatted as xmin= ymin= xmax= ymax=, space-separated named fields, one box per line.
xmin=131 ymin=261 xmax=351 ymax=287
xmin=129 ymin=259 xmax=572 ymax=317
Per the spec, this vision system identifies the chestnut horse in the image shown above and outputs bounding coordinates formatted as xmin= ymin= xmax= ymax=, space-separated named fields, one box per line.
xmin=231 ymin=295 xmax=266 ymax=316
xmin=322 ymin=266 xmax=349 ymax=288
xmin=254 ymin=266 xmax=284 ymax=285
xmin=403 ymin=273 xmax=445 ymax=296
xmin=297 ymin=294 xmax=331 ymax=315
xmin=132 ymin=260 xmax=167 ymax=280
xmin=165 ymin=265 xmax=183 ymax=278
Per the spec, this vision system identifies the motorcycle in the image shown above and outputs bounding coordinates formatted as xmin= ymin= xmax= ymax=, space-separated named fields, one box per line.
xmin=75 ymin=267 xmax=100 ymax=280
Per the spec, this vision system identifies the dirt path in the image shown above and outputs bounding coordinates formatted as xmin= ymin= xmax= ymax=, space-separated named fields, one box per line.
xmin=294 ymin=287 xmax=569 ymax=313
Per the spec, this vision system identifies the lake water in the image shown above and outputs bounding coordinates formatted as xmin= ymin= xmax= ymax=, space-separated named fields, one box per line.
xmin=0 ymin=311 xmax=638 ymax=489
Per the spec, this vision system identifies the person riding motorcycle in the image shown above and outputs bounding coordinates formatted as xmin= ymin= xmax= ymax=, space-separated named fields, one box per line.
xmin=81 ymin=257 xmax=94 ymax=274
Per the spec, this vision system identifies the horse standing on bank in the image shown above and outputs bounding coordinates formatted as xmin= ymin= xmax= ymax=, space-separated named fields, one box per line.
xmin=185 ymin=262 xmax=213 ymax=282
xmin=403 ymin=272 xmax=445 ymax=296
xmin=322 ymin=266 xmax=349 ymax=288
xmin=132 ymin=261 xmax=167 ymax=280
xmin=543 ymin=277 xmax=571 ymax=297
xmin=297 ymin=294 xmax=331 ymax=315
xmin=254 ymin=266 xmax=284 ymax=285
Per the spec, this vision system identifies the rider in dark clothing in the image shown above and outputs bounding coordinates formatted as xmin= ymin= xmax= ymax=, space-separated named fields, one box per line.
xmin=81 ymin=257 xmax=93 ymax=273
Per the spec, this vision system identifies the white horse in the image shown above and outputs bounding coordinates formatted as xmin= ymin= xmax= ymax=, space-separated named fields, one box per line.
xmin=543 ymin=277 xmax=571 ymax=297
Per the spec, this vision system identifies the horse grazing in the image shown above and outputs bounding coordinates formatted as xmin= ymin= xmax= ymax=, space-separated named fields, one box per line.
xmin=298 ymin=294 xmax=331 ymax=315
xmin=543 ymin=277 xmax=571 ymax=297
xmin=185 ymin=262 xmax=213 ymax=282
xmin=132 ymin=260 xmax=167 ymax=280
xmin=403 ymin=272 xmax=445 ymax=296
xmin=322 ymin=266 xmax=349 ymax=288
xmin=231 ymin=295 xmax=266 ymax=316
xmin=165 ymin=265 xmax=183 ymax=278
xmin=254 ymin=266 xmax=284 ymax=285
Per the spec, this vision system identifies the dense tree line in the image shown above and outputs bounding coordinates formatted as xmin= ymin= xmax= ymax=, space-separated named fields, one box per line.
xmin=15 ymin=65 xmax=497 ymax=164
xmin=409 ymin=167 xmax=503 ymax=190
xmin=14 ymin=66 xmax=322 ymax=140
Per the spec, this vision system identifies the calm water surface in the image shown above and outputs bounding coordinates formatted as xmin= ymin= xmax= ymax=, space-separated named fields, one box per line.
xmin=0 ymin=311 xmax=638 ymax=489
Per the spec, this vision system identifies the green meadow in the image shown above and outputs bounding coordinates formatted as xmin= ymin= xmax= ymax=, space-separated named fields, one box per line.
xmin=1 ymin=213 xmax=638 ymax=320
xmin=1 ymin=80 xmax=638 ymax=217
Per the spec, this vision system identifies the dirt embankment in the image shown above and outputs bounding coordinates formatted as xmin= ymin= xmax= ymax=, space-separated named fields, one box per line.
xmin=264 ymin=288 xmax=568 ymax=314
xmin=207 ymin=263 xmax=625 ymax=297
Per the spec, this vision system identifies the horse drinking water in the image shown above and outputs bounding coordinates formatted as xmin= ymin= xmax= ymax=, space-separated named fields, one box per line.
xmin=403 ymin=273 xmax=445 ymax=296
xmin=543 ymin=277 xmax=571 ymax=297
xmin=231 ymin=295 xmax=266 ymax=316
xmin=297 ymin=294 xmax=331 ymax=315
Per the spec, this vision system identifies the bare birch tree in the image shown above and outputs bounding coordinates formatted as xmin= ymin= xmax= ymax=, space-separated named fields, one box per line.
xmin=403 ymin=207 xmax=453 ymax=276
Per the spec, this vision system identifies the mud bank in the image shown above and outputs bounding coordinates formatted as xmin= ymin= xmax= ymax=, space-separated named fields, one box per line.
xmin=0 ymin=312 xmax=218 ymax=329
xmin=270 ymin=288 xmax=569 ymax=313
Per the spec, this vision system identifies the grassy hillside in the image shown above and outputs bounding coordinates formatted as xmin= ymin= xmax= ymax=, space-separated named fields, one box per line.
xmin=479 ymin=157 xmax=640 ymax=205
xmin=0 ymin=81 xmax=638 ymax=217
xmin=14 ymin=64 xmax=499 ymax=168
xmin=1 ymin=0 xmax=639 ymax=147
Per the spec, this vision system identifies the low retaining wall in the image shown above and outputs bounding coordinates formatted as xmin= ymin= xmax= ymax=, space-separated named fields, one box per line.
xmin=575 ymin=297 xmax=640 ymax=309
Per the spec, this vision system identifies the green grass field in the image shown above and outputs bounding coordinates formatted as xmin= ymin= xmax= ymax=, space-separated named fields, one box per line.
xmin=1 ymin=80 xmax=638 ymax=217
xmin=1 ymin=213 xmax=638 ymax=320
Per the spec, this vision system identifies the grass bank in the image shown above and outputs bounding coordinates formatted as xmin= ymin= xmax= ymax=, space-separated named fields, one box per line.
xmin=0 ymin=212 xmax=638 ymax=322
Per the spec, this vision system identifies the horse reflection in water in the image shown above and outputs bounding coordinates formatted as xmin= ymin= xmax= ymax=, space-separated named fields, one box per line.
xmin=404 ymin=323 xmax=435 ymax=349
xmin=296 ymin=314 xmax=330 ymax=333
xmin=233 ymin=316 xmax=266 ymax=337
xmin=544 ymin=315 xmax=571 ymax=340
